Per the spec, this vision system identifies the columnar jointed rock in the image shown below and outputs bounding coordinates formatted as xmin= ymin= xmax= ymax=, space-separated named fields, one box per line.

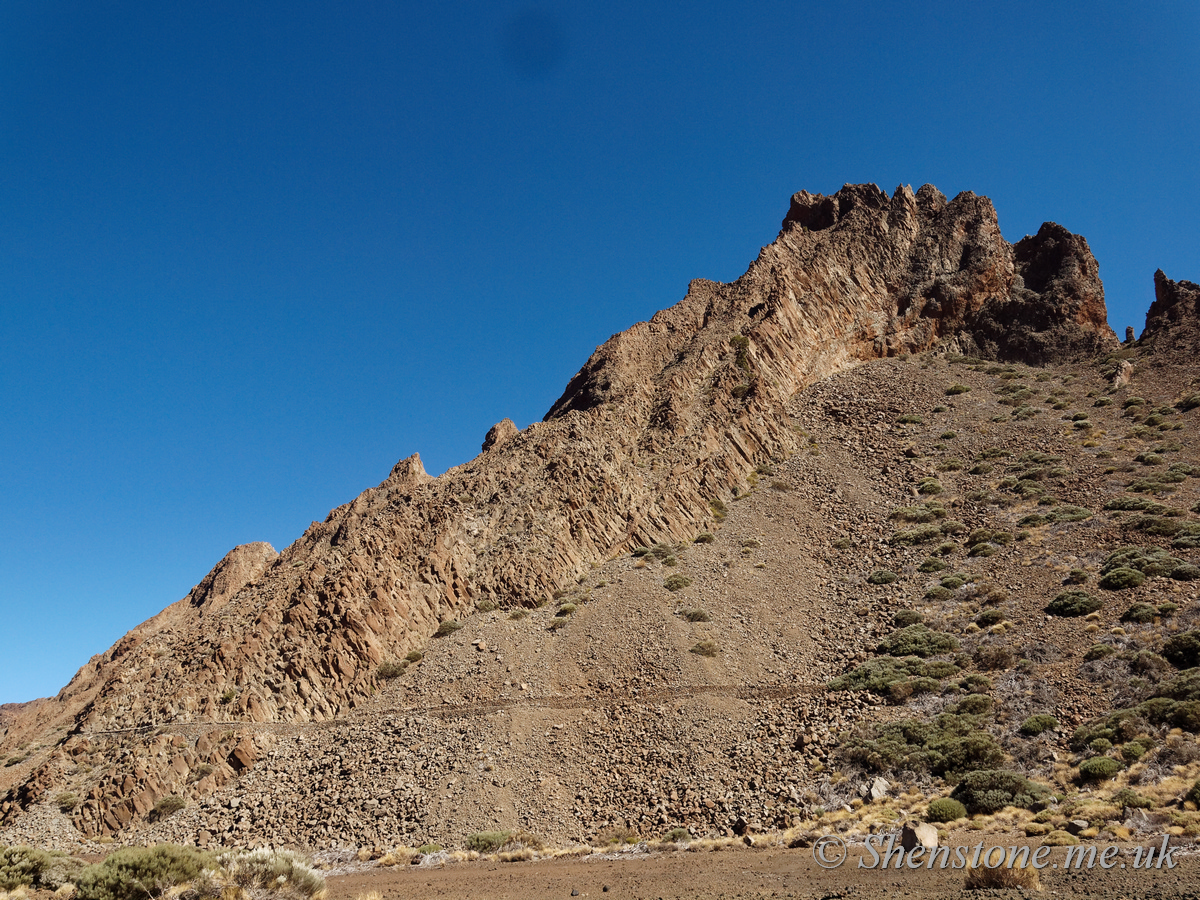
xmin=1 ymin=184 xmax=1121 ymax=838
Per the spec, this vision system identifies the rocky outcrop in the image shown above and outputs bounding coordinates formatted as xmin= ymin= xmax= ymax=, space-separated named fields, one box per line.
xmin=0 ymin=183 xmax=1120 ymax=838
xmin=1141 ymin=270 xmax=1200 ymax=353
xmin=186 ymin=543 xmax=278 ymax=614
xmin=481 ymin=418 xmax=518 ymax=452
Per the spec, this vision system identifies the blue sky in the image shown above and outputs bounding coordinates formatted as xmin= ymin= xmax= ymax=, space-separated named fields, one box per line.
xmin=1 ymin=1 xmax=1197 ymax=703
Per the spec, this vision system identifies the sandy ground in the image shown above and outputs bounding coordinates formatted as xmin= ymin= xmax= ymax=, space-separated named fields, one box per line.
xmin=327 ymin=843 xmax=1200 ymax=900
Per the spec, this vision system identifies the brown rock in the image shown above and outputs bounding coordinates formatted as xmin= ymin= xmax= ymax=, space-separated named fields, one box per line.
xmin=482 ymin=418 xmax=518 ymax=452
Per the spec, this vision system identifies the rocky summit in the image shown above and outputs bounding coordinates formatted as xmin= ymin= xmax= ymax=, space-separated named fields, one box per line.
xmin=3 ymin=185 xmax=1198 ymax=863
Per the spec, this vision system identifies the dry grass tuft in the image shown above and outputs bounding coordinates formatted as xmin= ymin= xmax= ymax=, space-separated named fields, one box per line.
xmin=963 ymin=857 xmax=1042 ymax=890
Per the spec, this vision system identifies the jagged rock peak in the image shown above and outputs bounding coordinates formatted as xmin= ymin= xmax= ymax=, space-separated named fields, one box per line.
xmin=187 ymin=542 xmax=278 ymax=613
xmin=482 ymin=418 xmax=518 ymax=452
xmin=1142 ymin=270 xmax=1200 ymax=352
xmin=547 ymin=183 xmax=1116 ymax=420
xmin=381 ymin=452 xmax=432 ymax=489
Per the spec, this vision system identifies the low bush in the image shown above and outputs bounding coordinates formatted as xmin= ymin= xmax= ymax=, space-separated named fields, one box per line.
xmin=1162 ymin=631 xmax=1200 ymax=669
xmin=55 ymin=792 xmax=80 ymax=812
xmin=679 ymin=608 xmax=711 ymax=623
xmin=76 ymin=846 xmax=215 ymax=900
xmin=893 ymin=610 xmax=923 ymax=628
xmin=690 ymin=639 xmax=719 ymax=657
xmin=664 ymin=574 xmax=692 ymax=592
xmin=893 ymin=525 xmax=942 ymax=545
xmin=918 ymin=557 xmax=948 ymax=573
xmin=662 ymin=827 xmax=691 ymax=843
xmin=867 ymin=569 xmax=898 ymax=585
xmin=218 ymin=848 xmax=325 ymax=898
xmin=950 ymin=769 xmax=1051 ymax=814
xmin=828 ymin=655 xmax=957 ymax=695
xmin=946 ymin=384 xmax=971 ymax=395
xmin=918 ymin=479 xmax=944 ymax=495
xmin=844 ymin=713 xmax=1004 ymax=776
xmin=0 ymin=847 xmax=85 ymax=891
xmin=1078 ymin=756 xmax=1121 ymax=782
xmin=1045 ymin=590 xmax=1103 ymax=617
xmin=926 ymin=797 xmax=967 ymax=823
xmin=877 ymin=624 xmax=959 ymax=658
xmin=693 ymin=532 xmax=714 ymax=544
xmin=1122 ymin=603 xmax=1157 ymax=624
xmin=963 ymin=859 xmax=1041 ymax=891
xmin=405 ymin=650 xmax=423 ymax=663
xmin=1099 ymin=566 xmax=1146 ymax=590
xmin=465 ymin=832 xmax=511 ymax=853
xmin=1020 ymin=714 xmax=1058 ymax=736
xmin=435 ymin=620 xmax=463 ymax=637
xmin=377 ymin=660 xmax=407 ymax=679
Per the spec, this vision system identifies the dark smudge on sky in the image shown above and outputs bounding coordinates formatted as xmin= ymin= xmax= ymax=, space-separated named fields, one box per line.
xmin=502 ymin=8 xmax=565 ymax=79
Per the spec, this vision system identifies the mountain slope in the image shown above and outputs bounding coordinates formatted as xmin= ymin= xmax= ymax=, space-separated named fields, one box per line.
xmin=1 ymin=183 xmax=1126 ymax=842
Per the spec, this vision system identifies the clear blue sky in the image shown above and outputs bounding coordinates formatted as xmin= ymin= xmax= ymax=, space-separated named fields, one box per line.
xmin=2 ymin=1 xmax=1197 ymax=703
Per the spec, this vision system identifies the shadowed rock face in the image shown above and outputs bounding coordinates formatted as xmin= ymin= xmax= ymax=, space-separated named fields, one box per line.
xmin=1 ymin=184 xmax=1121 ymax=837
xmin=1142 ymin=270 xmax=1200 ymax=352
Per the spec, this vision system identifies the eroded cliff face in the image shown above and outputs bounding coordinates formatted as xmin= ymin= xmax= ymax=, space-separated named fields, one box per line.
xmin=1 ymin=183 xmax=1119 ymax=837
xmin=1142 ymin=270 xmax=1200 ymax=353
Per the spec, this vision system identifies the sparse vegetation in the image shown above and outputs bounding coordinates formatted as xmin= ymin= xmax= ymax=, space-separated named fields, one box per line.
xmin=950 ymin=769 xmax=1051 ymax=814
xmin=926 ymin=797 xmax=966 ymax=823
xmin=1020 ymin=714 xmax=1058 ymax=736
xmin=76 ymin=845 xmax=215 ymax=900
xmin=664 ymin=574 xmax=692 ymax=592
xmin=1045 ymin=590 xmax=1103 ymax=617
xmin=690 ymin=639 xmax=719 ymax=657
xmin=435 ymin=620 xmax=463 ymax=637
xmin=679 ymin=608 xmax=711 ymax=622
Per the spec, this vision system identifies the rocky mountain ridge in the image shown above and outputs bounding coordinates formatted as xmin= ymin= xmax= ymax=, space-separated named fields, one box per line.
xmin=0 ymin=183 xmax=1137 ymax=843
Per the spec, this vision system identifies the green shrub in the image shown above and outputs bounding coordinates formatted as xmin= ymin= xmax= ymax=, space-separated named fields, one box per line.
xmin=417 ymin=844 xmax=442 ymax=855
xmin=1084 ymin=644 xmax=1115 ymax=661
xmin=1113 ymin=786 xmax=1155 ymax=808
xmin=149 ymin=796 xmax=186 ymax=821
xmin=55 ymin=792 xmax=81 ymax=812
xmin=631 ymin=546 xmax=651 ymax=557
xmin=1020 ymin=714 xmax=1058 ymax=737
xmin=709 ymin=498 xmax=728 ymax=521
xmin=896 ymin=414 xmax=923 ymax=425
xmin=690 ymin=639 xmax=718 ymax=657
xmin=893 ymin=610 xmax=923 ymax=628
xmin=893 ymin=525 xmax=942 ymax=545
xmin=693 ymin=532 xmax=714 ymax=544
xmin=1186 ymin=779 xmax=1200 ymax=806
xmin=877 ymin=625 xmax=959 ymax=658
xmin=828 ymin=656 xmax=957 ymax=695
xmin=1099 ymin=566 xmax=1146 ymax=590
xmin=1078 ymin=756 xmax=1121 ymax=782
xmin=664 ymin=574 xmax=691 ymax=592
xmin=844 ymin=713 xmax=1003 ymax=776
xmin=925 ymin=586 xmax=953 ymax=601
xmin=435 ymin=620 xmax=463 ymax=637
xmin=946 ymin=384 xmax=971 ymax=395
xmin=918 ymin=557 xmax=948 ymax=573
xmin=1162 ymin=631 xmax=1200 ymax=669
xmin=555 ymin=603 xmax=576 ymax=617
xmin=217 ymin=848 xmax=325 ymax=898
xmin=0 ymin=847 xmax=85 ymax=891
xmin=950 ymin=770 xmax=1051 ymax=814
xmin=1121 ymin=603 xmax=1157 ymax=624
xmin=1044 ymin=590 xmax=1103 ymax=617
xmin=926 ymin=798 xmax=967 ymax=823
xmin=465 ymin=831 xmax=511 ymax=853
xmin=867 ymin=569 xmax=898 ymax=585
xmin=679 ymin=608 xmax=711 ymax=623
xmin=917 ymin=479 xmax=944 ymax=495
xmin=377 ymin=660 xmax=407 ymax=679
xmin=77 ymin=846 xmax=215 ymax=900
xmin=975 ymin=609 xmax=1003 ymax=627
xmin=662 ymin=827 xmax=691 ymax=843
